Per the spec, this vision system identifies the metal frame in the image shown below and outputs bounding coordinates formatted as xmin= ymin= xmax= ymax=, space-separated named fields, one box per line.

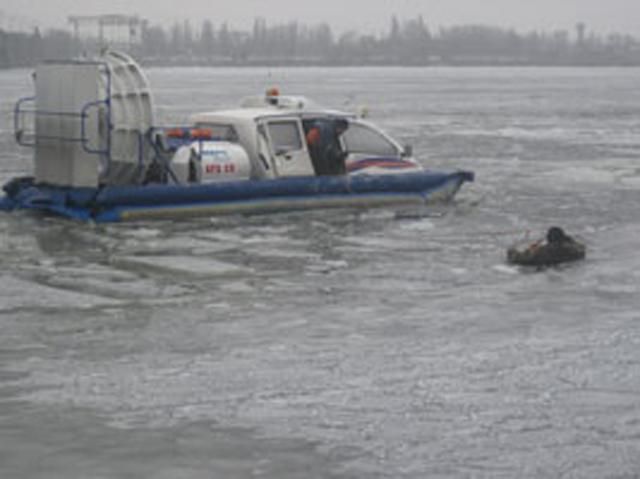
xmin=146 ymin=127 xmax=181 ymax=184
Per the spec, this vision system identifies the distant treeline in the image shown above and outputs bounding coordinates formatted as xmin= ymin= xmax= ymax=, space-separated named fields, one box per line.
xmin=2 ymin=16 xmax=640 ymax=68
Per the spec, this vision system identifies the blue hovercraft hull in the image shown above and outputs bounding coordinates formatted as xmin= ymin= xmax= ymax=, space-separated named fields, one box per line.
xmin=0 ymin=170 xmax=474 ymax=223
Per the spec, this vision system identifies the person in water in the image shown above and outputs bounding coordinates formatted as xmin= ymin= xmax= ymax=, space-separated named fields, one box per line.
xmin=507 ymin=226 xmax=586 ymax=267
xmin=305 ymin=118 xmax=349 ymax=176
xmin=546 ymin=226 xmax=575 ymax=245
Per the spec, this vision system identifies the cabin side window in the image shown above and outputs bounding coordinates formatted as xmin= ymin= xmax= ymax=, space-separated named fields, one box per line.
xmin=194 ymin=123 xmax=239 ymax=142
xmin=266 ymin=121 xmax=303 ymax=154
xmin=342 ymin=123 xmax=399 ymax=157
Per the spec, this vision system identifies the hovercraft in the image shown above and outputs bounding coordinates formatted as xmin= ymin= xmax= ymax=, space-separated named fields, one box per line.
xmin=507 ymin=227 xmax=586 ymax=267
xmin=1 ymin=50 xmax=473 ymax=223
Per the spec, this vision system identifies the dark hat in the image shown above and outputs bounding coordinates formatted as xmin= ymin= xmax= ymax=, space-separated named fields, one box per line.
xmin=547 ymin=226 xmax=567 ymax=244
xmin=334 ymin=118 xmax=349 ymax=131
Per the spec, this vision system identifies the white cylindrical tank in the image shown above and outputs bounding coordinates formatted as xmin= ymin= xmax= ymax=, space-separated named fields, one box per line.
xmin=171 ymin=141 xmax=251 ymax=183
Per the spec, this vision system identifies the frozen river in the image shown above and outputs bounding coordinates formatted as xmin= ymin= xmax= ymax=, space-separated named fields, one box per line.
xmin=1 ymin=65 xmax=640 ymax=478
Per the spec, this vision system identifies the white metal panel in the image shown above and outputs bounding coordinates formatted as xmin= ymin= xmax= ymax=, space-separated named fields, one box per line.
xmin=34 ymin=63 xmax=102 ymax=187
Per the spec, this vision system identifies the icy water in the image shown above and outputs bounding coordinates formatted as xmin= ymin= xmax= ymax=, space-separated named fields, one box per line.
xmin=2 ymin=66 xmax=640 ymax=478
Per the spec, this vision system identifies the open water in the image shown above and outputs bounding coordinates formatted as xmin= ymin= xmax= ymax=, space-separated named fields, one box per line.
xmin=1 ymin=66 xmax=640 ymax=478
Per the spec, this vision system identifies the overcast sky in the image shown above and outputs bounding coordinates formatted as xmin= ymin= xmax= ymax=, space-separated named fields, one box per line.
xmin=1 ymin=0 xmax=637 ymax=36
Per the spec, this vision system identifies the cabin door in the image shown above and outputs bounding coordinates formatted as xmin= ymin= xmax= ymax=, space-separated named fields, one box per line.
xmin=259 ymin=118 xmax=315 ymax=177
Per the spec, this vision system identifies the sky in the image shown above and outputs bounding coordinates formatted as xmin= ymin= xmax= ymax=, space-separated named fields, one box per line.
xmin=0 ymin=0 xmax=638 ymax=37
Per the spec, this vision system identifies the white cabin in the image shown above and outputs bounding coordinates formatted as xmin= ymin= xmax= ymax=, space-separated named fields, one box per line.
xmin=187 ymin=90 xmax=421 ymax=181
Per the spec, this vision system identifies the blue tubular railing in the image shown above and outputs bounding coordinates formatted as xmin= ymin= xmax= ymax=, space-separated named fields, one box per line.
xmin=80 ymin=61 xmax=112 ymax=165
xmin=80 ymin=99 xmax=110 ymax=155
xmin=14 ymin=96 xmax=36 ymax=147
xmin=134 ymin=130 xmax=146 ymax=184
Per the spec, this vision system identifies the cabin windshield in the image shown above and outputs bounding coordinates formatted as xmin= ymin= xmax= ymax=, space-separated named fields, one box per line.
xmin=342 ymin=123 xmax=399 ymax=157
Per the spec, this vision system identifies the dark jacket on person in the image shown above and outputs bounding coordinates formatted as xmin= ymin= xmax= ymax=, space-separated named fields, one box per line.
xmin=306 ymin=119 xmax=348 ymax=176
